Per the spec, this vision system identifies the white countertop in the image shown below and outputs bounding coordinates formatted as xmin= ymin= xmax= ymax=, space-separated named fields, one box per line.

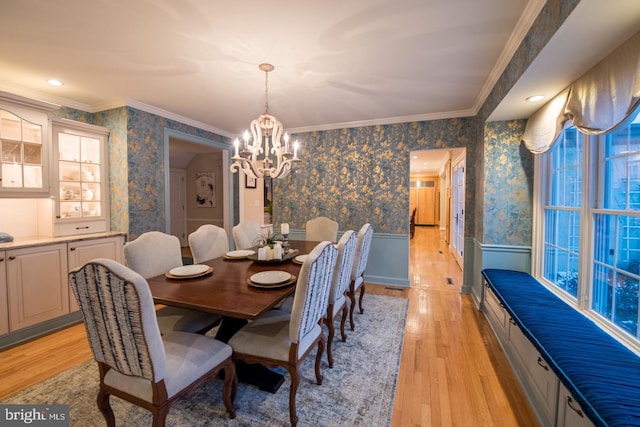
xmin=0 ymin=231 xmax=126 ymax=250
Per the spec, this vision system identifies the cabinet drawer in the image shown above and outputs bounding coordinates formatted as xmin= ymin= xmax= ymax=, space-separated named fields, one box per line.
xmin=54 ymin=220 xmax=107 ymax=237
xmin=509 ymin=320 xmax=558 ymax=424
xmin=484 ymin=284 xmax=507 ymax=336
xmin=557 ymin=382 xmax=595 ymax=427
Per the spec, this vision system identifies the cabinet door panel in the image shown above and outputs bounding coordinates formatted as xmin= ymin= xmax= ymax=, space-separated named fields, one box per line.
xmin=67 ymin=236 xmax=124 ymax=311
xmin=0 ymin=251 xmax=7 ymax=335
xmin=7 ymin=244 xmax=68 ymax=330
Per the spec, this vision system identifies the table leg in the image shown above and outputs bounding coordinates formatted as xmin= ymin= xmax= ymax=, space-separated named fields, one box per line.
xmin=215 ymin=316 xmax=285 ymax=394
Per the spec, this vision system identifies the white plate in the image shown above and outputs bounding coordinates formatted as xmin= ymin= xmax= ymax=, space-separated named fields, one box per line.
xmin=293 ymin=255 xmax=307 ymax=264
xmin=250 ymin=271 xmax=291 ymax=285
xmin=225 ymin=249 xmax=255 ymax=259
xmin=169 ymin=264 xmax=210 ymax=277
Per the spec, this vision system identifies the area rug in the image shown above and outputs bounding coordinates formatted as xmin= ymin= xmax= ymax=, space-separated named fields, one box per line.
xmin=3 ymin=294 xmax=408 ymax=427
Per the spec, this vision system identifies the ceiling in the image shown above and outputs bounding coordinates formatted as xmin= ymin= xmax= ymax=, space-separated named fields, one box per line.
xmin=0 ymin=0 xmax=639 ymax=171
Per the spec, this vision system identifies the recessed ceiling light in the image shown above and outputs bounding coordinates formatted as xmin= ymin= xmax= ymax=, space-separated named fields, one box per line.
xmin=526 ymin=95 xmax=544 ymax=102
xmin=412 ymin=155 xmax=418 ymax=159
xmin=47 ymin=79 xmax=63 ymax=87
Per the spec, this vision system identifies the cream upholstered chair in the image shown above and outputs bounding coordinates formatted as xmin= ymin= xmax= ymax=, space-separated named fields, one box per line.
xmin=305 ymin=216 xmax=339 ymax=242
xmin=324 ymin=230 xmax=357 ymax=368
xmin=347 ymin=223 xmax=373 ymax=331
xmin=232 ymin=220 xmax=262 ymax=249
xmin=69 ymin=259 xmax=237 ymax=426
xmin=228 ymin=241 xmax=337 ymax=427
xmin=124 ymin=231 xmax=220 ymax=334
xmin=188 ymin=224 xmax=229 ymax=263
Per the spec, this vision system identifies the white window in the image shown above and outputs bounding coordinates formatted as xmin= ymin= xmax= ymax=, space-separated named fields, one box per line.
xmin=536 ymin=107 xmax=640 ymax=347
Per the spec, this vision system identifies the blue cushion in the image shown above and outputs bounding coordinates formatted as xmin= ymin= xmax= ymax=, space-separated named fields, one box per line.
xmin=482 ymin=268 xmax=640 ymax=427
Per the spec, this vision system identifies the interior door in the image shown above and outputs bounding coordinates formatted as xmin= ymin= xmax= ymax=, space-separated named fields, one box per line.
xmin=451 ymin=155 xmax=465 ymax=268
xmin=170 ymin=169 xmax=187 ymax=246
xmin=417 ymin=181 xmax=436 ymax=225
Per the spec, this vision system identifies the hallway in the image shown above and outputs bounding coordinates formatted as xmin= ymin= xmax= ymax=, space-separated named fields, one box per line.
xmin=377 ymin=225 xmax=538 ymax=426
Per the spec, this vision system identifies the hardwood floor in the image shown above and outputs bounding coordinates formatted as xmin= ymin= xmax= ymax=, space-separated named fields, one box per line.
xmin=0 ymin=226 xmax=538 ymax=426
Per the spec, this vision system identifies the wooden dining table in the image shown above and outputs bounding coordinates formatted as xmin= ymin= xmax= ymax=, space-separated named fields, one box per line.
xmin=147 ymin=240 xmax=320 ymax=320
xmin=147 ymin=240 xmax=321 ymax=393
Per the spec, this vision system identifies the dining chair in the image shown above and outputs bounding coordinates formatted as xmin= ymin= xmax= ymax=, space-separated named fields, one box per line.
xmin=347 ymin=223 xmax=373 ymax=331
xmin=228 ymin=241 xmax=338 ymax=427
xmin=69 ymin=258 xmax=237 ymax=426
xmin=324 ymin=229 xmax=357 ymax=368
xmin=305 ymin=216 xmax=339 ymax=242
xmin=410 ymin=208 xmax=417 ymax=239
xmin=123 ymin=231 xmax=220 ymax=334
xmin=232 ymin=220 xmax=262 ymax=249
xmin=188 ymin=224 xmax=229 ymax=263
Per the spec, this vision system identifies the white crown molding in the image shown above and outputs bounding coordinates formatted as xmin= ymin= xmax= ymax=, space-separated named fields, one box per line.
xmin=124 ymin=99 xmax=235 ymax=138
xmin=287 ymin=109 xmax=476 ymax=134
xmin=471 ymin=0 xmax=547 ymax=115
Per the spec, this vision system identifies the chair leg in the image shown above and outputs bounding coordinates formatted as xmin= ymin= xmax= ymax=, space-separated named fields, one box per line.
xmin=347 ymin=285 xmax=356 ymax=331
xmin=315 ymin=335 xmax=325 ymax=385
xmin=151 ymin=405 xmax=170 ymax=427
xmin=97 ymin=389 xmax=115 ymax=427
xmin=324 ymin=308 xmax=336 ymax=368
xmin=358 ymin=283 xmax=366 ymax=314
xmin=339 ymin=305 xmax=348 ymax=342
xmin=221 ymin=359 xmax=237 ymax=419
xmin=286 ymin=365 xmax=301 ymax=427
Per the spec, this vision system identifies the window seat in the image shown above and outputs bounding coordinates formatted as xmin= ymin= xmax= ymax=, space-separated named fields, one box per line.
xmin=482 ymin=268 xmax=640 ymax=427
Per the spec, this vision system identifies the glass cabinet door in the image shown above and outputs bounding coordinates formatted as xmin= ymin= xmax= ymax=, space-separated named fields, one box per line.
xmin=57 ymin=129 xmax=103 ymax=220
xmin=0 ymin=109 xmax=44 ymax=190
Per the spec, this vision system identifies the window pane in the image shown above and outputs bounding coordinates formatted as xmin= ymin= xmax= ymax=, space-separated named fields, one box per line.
xmin=594 ymin=214 xmax=615 ymax=265
xmin=593 ymin=263 xmax=613 ymax=318
xmin=614 ymin=272 xmax=639 ymax=336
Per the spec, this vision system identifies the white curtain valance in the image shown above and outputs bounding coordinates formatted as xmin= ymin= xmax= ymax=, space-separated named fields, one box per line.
xmin=523 ymin=30 xmax=640 ymax=153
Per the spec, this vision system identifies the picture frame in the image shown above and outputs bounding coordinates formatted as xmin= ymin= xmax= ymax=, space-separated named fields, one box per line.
xmin=245 ymin=174 xmax=257 ymax=189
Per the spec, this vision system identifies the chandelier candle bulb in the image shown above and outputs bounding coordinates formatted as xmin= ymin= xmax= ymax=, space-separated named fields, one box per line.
xmin=294 ymin=141 xmax=299 ymax=159
xmin=234 ymin=139 xmax=239 ymax=157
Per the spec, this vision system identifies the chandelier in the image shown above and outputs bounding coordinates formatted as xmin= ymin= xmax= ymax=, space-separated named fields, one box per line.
xmin=230 ymin=63 xmax=301 ymax=180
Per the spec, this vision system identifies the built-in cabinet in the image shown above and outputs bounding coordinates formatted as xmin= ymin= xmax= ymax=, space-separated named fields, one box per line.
xmin=0 ymin=234 xmax=124 ymax=347
xmin=67 ymin=235 xmax=123 ymax=312
xmin=483 ymin=283 xmax=595 ymax=427
xmin=52 ymin=118 xmax=110 ymax=237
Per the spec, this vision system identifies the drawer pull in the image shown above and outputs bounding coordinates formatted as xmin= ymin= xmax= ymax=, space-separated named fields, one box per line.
xmin=499 ymin=302 xmax=505 ymax=308
xmin=537 ymin=356 xmax=549 ymax=371
xmin=0 ymin=257 xmax=4 ymax=262
xmin=9 ymin=256 xmax=16 ymax=261
xmin=75 ymin=226 xmax=90 ymax=230
xmin=69 ymin=247 xmax=76 ymax=251
xmin=567 ymin=396 xmax=584 ymax=418
xmin=509 ymin=318 xmax=516 ymax=325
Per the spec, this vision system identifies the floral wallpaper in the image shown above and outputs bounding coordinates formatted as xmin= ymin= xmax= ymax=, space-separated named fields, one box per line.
xmin=483 ymin=120 xmax=533 ymax=246
xmin=274 ymin=118 xmax=476 ymax=234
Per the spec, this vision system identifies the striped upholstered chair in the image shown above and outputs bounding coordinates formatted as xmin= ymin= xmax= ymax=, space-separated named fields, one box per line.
xmin=324 ymin=230 xmax=357 ymax=368
xmin=69 ymin=259 xmax=237 ymax=426
xmin=228 ymin=241 xmax=337 ymax=427
xmin=347 ymin=223 xmax=373 ymax=330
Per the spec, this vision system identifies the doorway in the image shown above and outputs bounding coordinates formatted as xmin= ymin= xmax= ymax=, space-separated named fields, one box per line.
xmin=163 ymin=129 xmax=232 ymax=247
xmin=451 ymin=152 xmax=465 ymax=268
xmin=409 ymin=148 xmax=465 ymax=269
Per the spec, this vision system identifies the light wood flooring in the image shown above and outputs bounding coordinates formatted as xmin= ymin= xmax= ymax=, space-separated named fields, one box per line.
xmin=0 ymin=226 xmax=538 ymax=426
